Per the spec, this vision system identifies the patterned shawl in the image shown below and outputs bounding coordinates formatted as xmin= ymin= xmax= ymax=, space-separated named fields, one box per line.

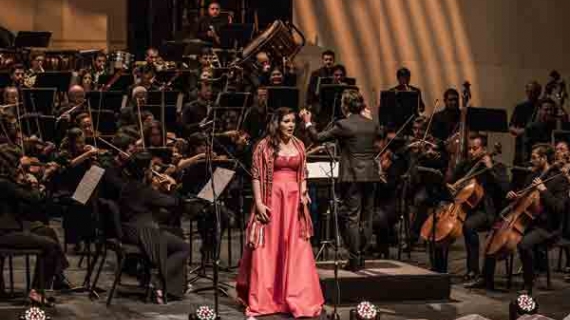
xmin=247 ymin=136 xmax=313 ymax=248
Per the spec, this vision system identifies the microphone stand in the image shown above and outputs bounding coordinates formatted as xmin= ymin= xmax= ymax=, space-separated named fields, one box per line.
xmin=322 ymin=143 xmax=341 ymax=320
xmin=188 ymin=112 xmax=230 ymax=306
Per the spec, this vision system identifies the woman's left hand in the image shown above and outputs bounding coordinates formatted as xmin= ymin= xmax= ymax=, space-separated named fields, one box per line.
xmin=301 ymin=193 xmax=311 ymax=206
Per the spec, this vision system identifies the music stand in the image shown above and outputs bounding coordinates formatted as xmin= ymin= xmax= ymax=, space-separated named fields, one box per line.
xmin=87 ymin=91 xmax=125 ymax=113
xmin=267 ymin=86 xmax=299 ymax=112
xmin=0 ymin=72 xmax=10 ymax=89
xmin=466 ymin=107 xmax=509 ymax=132
xmin=21 ymin=115 xmax=56 ymax=142
xmin=379 ymin=90 xmax=419 ymax=132
xmin=14 ymin=31 xmax=51 ymax=48
xmin=35 ymin=72 xmax=72 ymax=93
xmin=148 ymin=90 xmax=180 ymax=106
xmin=97 ymin=74 xmax=133 ymax=92
xmin=214 ymin=91 xmax=250 ymax=131
xmin=90 ymin=110 xmax=117 ymax=136
xmin=21 ymin=88 xmax=56 ymax=115
xmin=319 ymin=84 xmax=358 ymax=122
xmin=552 ymin=129 xmax=570 ymax=145
xmin=219 ymin=23 xmax=254 ymax=49
xmin=144 ymin=104 xmax=178 ymax=130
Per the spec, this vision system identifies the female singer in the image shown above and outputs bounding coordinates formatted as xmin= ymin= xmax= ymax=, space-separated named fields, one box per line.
xmin=236 ymin=107 xmax=323 ymax=318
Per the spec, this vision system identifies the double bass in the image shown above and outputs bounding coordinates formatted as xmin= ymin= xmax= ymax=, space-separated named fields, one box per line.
xmin=421 ymin=143 xmax=502 ymax=246
xmin=484 ymin=164 xmax=563 ymax=259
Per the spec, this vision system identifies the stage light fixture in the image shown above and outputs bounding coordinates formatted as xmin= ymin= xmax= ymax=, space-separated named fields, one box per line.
xmin=509 ymin=293 xmax=538 ymax=320
xmin=349 ymin=301 xmax=379 ymax=320
xmin=190 ymin=305 xmax=218 ymax=320
xmin=20 ymin=306 xmax=50 ymax=320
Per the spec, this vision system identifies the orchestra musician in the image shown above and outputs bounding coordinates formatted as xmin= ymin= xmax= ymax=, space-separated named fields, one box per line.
xmin=438 ymin=134 xmax=509 ymax=278
xmin=78 ymin=69 xmax=94 ymax=92
xmin=92 ymin=52 xmax=108 ymax=86
xmin=406 ymin=117 xmax=448 ymax=250
xmin=180 ymin=83 xmax=214 ymax=137
xmin=300 ymin=90 xmax=384 ymax=271
xmin=99 ymin=150 xmax=190 ymax=303
xmin=389 ymin=67 xmax=425 ymax=114
xmin=24 ymin=51 xmax=45 ymax=88
xmin=431 ymin=88 xmax=461 ymax=142
xmin=196 ymin=1 xmax=229 ymax=46
xmin=466 ymin=143 xmax=569 ymax=293
xmin=0 ymin=144 xmax=70 ymax=305
xmin=306 ymin=50 xmax=336 ymax=108
xmin=242 ymin=86 xmax=269 ymax=144
xmin=510 ymin=81 xmax=543 ymax=165
xmin=524 ymin=98 xmax=566 ymax=152
xmin=9 ymin=64 xmax=25 ymax=88
xmin=2 ymin=85 xmax=18 ymax=104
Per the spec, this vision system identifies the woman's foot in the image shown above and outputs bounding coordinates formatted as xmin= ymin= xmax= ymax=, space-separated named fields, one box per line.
xmin=154 ymin=289 xmax=165 ymax=305
xmin=28 ymin=289 xmax=55 ymax=307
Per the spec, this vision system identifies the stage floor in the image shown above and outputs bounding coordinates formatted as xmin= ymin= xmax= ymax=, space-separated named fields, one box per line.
xmin=1 ymin=219 xmax=570 ymax=320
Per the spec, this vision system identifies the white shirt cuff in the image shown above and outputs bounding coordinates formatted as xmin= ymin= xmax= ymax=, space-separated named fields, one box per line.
xmin=305 ymin=122 xmax=313 ymax=129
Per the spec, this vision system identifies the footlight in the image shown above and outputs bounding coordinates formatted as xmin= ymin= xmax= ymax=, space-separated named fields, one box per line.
xmin=509 ymin=294 xmax=538 ymax=320
xmin=350 ymin=301 xmax=379 ymax=320
xmin=190 ymin=305 xmax=218 ymax=320
xmin=20 ymin=306 xmax=50 ymax=320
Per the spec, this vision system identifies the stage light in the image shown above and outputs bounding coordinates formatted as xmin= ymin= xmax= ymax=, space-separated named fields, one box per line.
xmin=349 ymin=301 xmax=379 ymax=320
xmin=20 ymin=306 xmax=50 ymax=320
xmin=190 ymin=305 xmax=218 ymax=320
xmin=509 ymin=294 xmax=538 ymax=320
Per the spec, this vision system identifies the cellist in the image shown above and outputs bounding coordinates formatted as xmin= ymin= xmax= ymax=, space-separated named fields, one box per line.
xmin=467 ymin=143 xmax=569 ymax=292
xmin=439 ymin=134 xmax=509 ymax=278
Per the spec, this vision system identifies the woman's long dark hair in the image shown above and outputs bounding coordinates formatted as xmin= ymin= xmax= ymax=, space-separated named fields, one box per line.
xmin=266 ymin=107 xmax=295 ymax=159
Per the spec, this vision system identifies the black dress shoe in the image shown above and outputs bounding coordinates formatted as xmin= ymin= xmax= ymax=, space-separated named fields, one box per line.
xmin=464 ymin=277 xmax=493 ymax=290
xmin=462 ymin=271 xmax=479 ymax=282
xmin=343 ymin=259 xmax=362 ymax=272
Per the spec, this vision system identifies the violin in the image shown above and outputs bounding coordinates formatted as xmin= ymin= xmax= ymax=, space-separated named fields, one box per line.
xmin=420 ymin=143 xmax=502 ymax=246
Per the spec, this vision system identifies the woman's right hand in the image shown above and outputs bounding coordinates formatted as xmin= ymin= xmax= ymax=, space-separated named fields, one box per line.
xmin=255 ymin=202 xmax=271 ymax=224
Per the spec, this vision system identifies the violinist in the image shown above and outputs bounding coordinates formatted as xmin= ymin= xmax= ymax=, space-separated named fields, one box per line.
xmin=100 ymin=150 xmax=190 ymax=303
xmin=2 ymin=85 xmax=19 ymax=105
xmin=78 ymin=69 xmax=94 ymax=92
xmin=443 ymin=134 xmax=509 ymax=278
xmin=0 ymin=144 xmax=70 ymax=305
xmin=467 ymin=143 xmax=569 ymax=292
xmin=406 ymin=117 xmax=448 ymax=250
xmin=119 ymin=86 xmax=148 ymax=127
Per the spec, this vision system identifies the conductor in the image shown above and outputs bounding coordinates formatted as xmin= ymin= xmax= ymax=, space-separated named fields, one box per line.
xmin=300 ymin=90 xmax=384 ymax=271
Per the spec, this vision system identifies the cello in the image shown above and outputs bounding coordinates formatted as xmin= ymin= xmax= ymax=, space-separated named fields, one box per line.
xmin=421 ymin=143 xmax=502 ymax=246
xmin=484 ymin=164 xmax=564 ymax=259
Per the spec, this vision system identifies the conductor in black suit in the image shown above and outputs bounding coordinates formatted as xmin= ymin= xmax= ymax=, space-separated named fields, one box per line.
xmin=300 ymin=90 xmax=384 ymax=271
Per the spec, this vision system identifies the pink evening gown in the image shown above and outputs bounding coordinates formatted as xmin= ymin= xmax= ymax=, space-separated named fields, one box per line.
xmin=237 ymin=154 xmax=324 ymax=318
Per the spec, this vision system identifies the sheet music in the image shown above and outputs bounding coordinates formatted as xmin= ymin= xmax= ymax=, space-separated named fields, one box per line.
xmin=307 ymin=161 xmax=339 ymax=179
xmin=197 ymin=167 xmax=236 ymax=202
xmin=72 ymin=165 xmax=105 ymax=205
